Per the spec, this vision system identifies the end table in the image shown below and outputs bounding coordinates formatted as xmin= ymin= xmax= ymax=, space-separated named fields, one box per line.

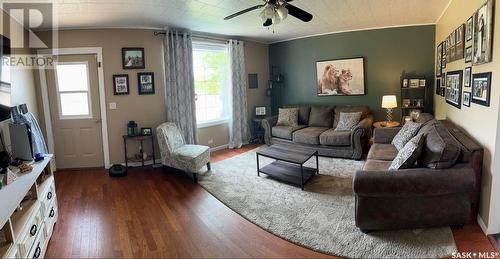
xmin=123 ymin=134 xmax=156 ymax=170
xmin=373 ymin=121 xmax=401 ymax=128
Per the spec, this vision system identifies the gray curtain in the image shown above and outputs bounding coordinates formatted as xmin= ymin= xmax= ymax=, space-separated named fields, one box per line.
xmin=163 ymin=30 xmax=197 ymax=144
xmin=228 ymin=40 xmax=249 ymax=149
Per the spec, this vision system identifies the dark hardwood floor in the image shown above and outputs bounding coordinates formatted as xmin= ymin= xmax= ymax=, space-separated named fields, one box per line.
xmin=46 ymin=144 xmax=495 ymax=258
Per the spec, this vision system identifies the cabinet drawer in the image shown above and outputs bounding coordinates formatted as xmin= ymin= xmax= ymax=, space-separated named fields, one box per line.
xmin=44 ymin=201 xmax=58 ymax=239
xmin=16 ymin=205 xmax=43 ymax=258
xmin=27 ymin=223 xmax=46 ymax=259
xmin=38 ymin=177 xmax=56 ymax=219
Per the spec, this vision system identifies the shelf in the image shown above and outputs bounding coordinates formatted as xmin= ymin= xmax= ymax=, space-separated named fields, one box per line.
xmin=401 ymin=106 xmax=424 ymax=109
xmin=401 ymin=87 xmax=426 ymax=90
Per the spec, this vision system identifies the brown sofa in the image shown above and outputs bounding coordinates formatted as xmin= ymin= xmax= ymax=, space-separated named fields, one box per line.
xmin=261 ymin=105 xmax=373 ymax=160
xmin=353 ymin=115 xmax=483 ymax=232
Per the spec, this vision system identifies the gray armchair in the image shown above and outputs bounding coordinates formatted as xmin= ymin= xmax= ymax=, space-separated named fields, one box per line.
xmin=156 ymin=122 xmax=211 ymax=182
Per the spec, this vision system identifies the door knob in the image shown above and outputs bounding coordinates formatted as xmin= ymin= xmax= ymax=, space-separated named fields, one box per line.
xmin=95 ymin=119 xmax=102 ymax=124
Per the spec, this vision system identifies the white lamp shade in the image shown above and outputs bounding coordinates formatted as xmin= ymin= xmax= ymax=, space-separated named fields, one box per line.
xmin=381 ymin=95 xmax=397 ymax=108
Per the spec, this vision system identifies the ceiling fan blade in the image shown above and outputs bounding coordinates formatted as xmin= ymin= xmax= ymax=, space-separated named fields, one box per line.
xmin=285 ymin=3 xmax=313 ymax=22
xmin=224 ymin=4 xmax=265 ymax=20
xmin=263 ymin=18 xmax=272 ymax=27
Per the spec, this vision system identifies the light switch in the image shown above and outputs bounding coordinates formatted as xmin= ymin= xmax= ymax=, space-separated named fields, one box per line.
xmin=109 ymin=102 xmax=117 ymax=110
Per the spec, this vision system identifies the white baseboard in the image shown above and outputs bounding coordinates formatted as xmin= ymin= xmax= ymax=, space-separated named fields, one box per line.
xmin=478 ymin=214 xmax=500 ymax=235
xmin=210 ymin=144 xmax=228 ymax=152
xmin=478 ymin=215 xmax=488 ymax=234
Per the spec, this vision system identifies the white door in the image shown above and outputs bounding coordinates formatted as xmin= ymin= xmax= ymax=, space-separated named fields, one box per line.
xmin=46 ymin=54 xmax=104 ymax=169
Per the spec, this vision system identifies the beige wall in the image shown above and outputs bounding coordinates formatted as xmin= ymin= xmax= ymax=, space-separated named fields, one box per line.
xmin=0 ymin=10 xmax=39 ymax=117
xmin=36 ymin=29 xmax=270 ymax=163
xmin=36 ymin=29 xmax=167 ymax=165
xmin=197 ymin=41 xmax=271 ymax=148
xmin=435 ymin=0 xmax=500 ymax=234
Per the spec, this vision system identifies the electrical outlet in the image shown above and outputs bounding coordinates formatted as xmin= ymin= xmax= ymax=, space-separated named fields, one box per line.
xmin=208 ymin=139 xmax=214 ymax=145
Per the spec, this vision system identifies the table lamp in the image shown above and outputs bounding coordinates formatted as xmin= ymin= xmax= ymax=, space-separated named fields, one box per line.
xmin=381 ymin=95 xmax=397 ymax=123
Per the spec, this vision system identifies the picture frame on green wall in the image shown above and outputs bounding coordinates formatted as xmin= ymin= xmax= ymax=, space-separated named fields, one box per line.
xmin=316 ymin=57 xmax=365 ymax=96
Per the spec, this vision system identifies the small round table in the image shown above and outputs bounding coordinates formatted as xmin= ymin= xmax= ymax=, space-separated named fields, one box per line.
xmin=373 ymin=121 xmax=401 ymax=128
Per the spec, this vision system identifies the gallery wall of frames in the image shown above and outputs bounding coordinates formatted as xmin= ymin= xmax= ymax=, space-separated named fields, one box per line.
xmin=435 ymin=0 xmax=494 ymax=109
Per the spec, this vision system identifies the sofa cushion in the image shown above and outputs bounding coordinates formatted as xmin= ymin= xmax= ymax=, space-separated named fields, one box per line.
xmin=335 ymin=112 xmax=362 ymax=131
xmin=308 ymin=106 xmax=334 ymax=127
xmin=333 ymin=106 xmax=370 ymax=128
xmin=414 ymin=113 xmax=435 ymax=124
xmin=319 ymin=129 xmax=351 ymax=146
xmin=418 ymin=123 xmax=461 ymax=169
xmin=391 ymin=122 xmax=422 ymax=150
xmin=367 ymin=143 xmax=399 ymax=161
xmin=284 ymin=105 xmax=311 ymax=125
xmin=418 ymin=119 xmax=438 ymax=135
xmin=272 ymin=125 xmax=307 ymax=140
xmin=389 ymin=133 xmax=425 ymax=170
xmin=276 ymin=108 xmax=299 ymax=126
xmin=362 ymin=159 xmax=391 ymax=171
xmin=293 ymin=127 xmax=329 ymax=145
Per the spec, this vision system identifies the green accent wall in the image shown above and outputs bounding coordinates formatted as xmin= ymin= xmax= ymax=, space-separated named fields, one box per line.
xmin=269 ymin=25 xmax=436 ymax=121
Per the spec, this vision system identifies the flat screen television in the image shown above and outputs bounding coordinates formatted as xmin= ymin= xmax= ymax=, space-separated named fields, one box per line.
xmin=0 ymin=35 xmax=11 ymax=121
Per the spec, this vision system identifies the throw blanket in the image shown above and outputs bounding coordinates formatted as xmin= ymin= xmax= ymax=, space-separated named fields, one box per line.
xmin=20 ymin=112 xmax=48 ymax=155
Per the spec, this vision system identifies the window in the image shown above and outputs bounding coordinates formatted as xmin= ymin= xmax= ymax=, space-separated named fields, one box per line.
xmin=193 ymin=42 xmax=230 ymax=127
xmin=55 ymin=62 xmax=92 ymax=119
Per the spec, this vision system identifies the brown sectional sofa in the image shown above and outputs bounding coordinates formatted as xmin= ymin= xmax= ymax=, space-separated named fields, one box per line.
xmin=353 ymin=115 xmax=483 ymax=232
xmin=262 ymin=105 xmax=373 ymax=160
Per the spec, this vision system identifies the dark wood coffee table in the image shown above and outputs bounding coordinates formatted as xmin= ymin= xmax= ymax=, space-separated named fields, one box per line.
xmin=256 ymin=144 xmax=319 ymax=190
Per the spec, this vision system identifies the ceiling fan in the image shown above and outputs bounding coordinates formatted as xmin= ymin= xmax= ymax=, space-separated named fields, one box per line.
xmin=224 ymin=0 xmax=313 ymax=27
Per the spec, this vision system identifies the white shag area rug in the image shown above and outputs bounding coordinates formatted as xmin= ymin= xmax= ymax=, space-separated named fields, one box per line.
xmin=198 ymin=147 xmax=457 ymax=258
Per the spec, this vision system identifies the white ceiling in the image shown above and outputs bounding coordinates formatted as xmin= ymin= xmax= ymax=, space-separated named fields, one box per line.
xmin=42 ymin=0 xmax=450 ymax=43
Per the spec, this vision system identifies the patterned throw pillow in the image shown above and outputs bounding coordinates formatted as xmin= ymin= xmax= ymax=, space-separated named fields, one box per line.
xmin=389 ymin=133 xmax=425 ymax=170
xmin=334 ymin=112 xmax=362 ymax=131
xmin=276 ymin=108 xmax=299 ymax=126
xmin=391 ymin=122 xmax=422 ymax=150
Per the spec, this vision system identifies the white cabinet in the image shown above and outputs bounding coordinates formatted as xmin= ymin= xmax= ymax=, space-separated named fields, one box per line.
xmin=0 ymin=156 xmax=57 ymax=259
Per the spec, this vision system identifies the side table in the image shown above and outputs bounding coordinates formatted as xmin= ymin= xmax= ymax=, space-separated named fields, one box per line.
xmin=373 ymin=121 xmax=401 ymax=128
xmin=250 ymin=117 xmax=265 ymax=144
xmin=123 ymin=134 xmax=156 ymax=170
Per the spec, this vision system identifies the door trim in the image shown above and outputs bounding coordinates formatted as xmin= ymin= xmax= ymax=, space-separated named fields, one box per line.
xmin=37 ymin=47 xmax=110 ymax=169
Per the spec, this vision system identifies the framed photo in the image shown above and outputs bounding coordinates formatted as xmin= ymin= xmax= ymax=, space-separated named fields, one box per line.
xmin=138 ymin=72 xmax=155 ymax=95
xmin=455 ymin=24 xmax=465 ymax=59
xmin=436 ymin=79 xmax=441 ymax=95
xmin=436 ymin=42 xmax=443 ymax=77
xmin=255 ymin=106 xmax=267 ymax=116
xmin=463 ymin=92 xmax=471 ymax=107
xmin=441 ymin=75 xmax=446 ymax=87
xmin=402 ymin=78 xmax=409 ymax=88
xmin=316 ymin=57 xmax=365 ymax=96
xmin=440 ymin=86 xmax=445 ymax=97
xmin=445 ymin=70 xmax=463 ymax=109
xmin=466 ymin=16 xmax=473 ymax=42
xmin=464 ymin=67 xmax=472 ymax=87
xmin=402 ymin=99 xmax=411 ymax=107
xmin=442 ymin=41 xmax=447 ymax=69
xmin=113 ymin=74 xmax=129 ymax=95
xmin=471 ymin=72 xmax=491 ymax=107
xmin=122 ymin=48 xmax=145 ymax=69
xmin=419 ymin=79 xmax=426 ymax=87
xmin=409 ymin=79 xmax=420 ymax=88
xmin=450 ymin=30 xmax=456 ymax=61
xmin=465 ymin=46 xmax=473 ymax=63
xmin=141 ymin=127 xmax=152 ymax=136
xmin=473 ymin=0 xmax=494 ymax=65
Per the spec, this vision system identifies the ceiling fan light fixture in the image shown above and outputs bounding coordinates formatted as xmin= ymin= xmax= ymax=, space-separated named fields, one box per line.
xmin=277 ymin=4 xmax=288 ymax=20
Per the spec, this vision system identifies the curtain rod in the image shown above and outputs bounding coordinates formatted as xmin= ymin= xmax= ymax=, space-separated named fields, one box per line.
xmin=153 ymin=31 xmax=242 ymax=44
